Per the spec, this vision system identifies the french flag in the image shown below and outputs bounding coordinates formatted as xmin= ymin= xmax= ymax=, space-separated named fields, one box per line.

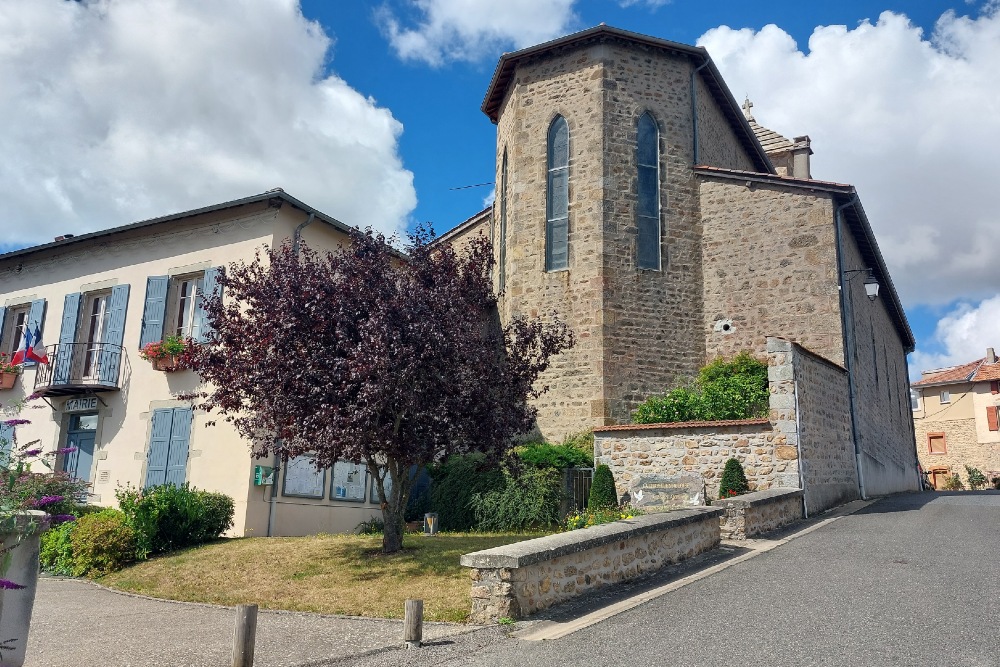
xmin=11 ymin=325 xmax=48 ymax=365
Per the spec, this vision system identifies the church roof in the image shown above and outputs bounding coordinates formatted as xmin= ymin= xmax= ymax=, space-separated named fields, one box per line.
xmin=481 ymin=25 xmax=773 ymax=174
xmin=741 ymin=98 xmax=794 ymax=153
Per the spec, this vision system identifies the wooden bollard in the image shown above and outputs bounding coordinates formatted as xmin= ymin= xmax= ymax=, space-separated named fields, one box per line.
xmin=232 ymin=604 xmax=259 ymax=667
xmin=403 ymin=599 xmax=424 ymax=648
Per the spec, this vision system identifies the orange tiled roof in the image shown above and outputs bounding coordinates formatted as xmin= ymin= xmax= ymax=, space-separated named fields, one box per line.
xmin=913 ymin=357 xmax=995 ymax=386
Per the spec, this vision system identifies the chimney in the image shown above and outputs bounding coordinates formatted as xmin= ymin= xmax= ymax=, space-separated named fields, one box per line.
xmin=987 ymin=347 xmax=997 ymax=364
xmin=791 ymin=136 xmax=812 ymax=179
xmin=54 ymin=234 xmax=75 ymax=242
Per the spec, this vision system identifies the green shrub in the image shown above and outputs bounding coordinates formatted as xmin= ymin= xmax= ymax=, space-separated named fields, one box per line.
xmin=69 ymin=509 xmax=137 ymax=576
xmin=428 ymin=454 xmax=504 ymax=531
xmin=718 ymin=458 xmax=750 ymax=498
xmin=560 ymin=431 xmax=595 ymax=466
xmin=943 ymin=474 xmax=964 ymax=491
xmin=115 ymin=483 xmax=235 ymax=558
xmin=633 ymin=352 xmax=769 ymax=424
xmin=517 ymin=443 xmax=592 ymax=469
xmin=40 ymin=520 xmax=76 ymax=576
xmin=964 ymin=466 xmax=987 ymax=491
xmin=355 ymin=515 xmax=384 ymax=535
xmin=471 ymin=467 xmax=563 ymax=532
xmin=588 ymin=464 xmax=618 ymax=510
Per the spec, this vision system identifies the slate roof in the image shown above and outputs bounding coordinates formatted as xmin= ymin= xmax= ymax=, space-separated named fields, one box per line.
xmin=748 ymin=117 xmax=793 ymax=153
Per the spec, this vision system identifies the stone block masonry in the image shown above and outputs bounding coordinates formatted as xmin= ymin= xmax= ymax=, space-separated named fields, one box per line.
xmin=461 ymin=508 xmax=721 ymax=623
xmin=714 ymin=488 xmax=803 ymax=540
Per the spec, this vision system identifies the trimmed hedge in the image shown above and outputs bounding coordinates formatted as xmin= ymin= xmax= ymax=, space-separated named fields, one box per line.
xmin=718 ymin=458 xmax=750 ymax=498
xmin=588 ymin=464 xmax=618 ymax=510
xmin=115 ymin=484 xmax=235 ymax=559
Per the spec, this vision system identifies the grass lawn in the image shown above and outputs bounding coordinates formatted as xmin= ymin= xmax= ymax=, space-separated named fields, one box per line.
xmin=99 ymin=532 xmax=539 ymax=622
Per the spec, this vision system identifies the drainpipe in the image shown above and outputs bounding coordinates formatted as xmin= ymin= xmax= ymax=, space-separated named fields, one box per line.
xmin=292 ymin=212 xmax=315 ymax=257
xmin=834 ymin=195 xmax=867 ymax=500
xmin=689 ymin=56 xmax=710 ymax=166
xmin=793 ymin=369 xmax=809 ymax=518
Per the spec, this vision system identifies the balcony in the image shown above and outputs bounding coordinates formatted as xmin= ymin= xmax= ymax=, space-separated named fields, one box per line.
xmin=33 ymin=342 xmax=130 ymax=397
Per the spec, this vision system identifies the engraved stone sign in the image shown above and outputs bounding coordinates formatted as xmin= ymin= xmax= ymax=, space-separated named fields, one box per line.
xmin=629 ymin=474 xmax=703 ymax=512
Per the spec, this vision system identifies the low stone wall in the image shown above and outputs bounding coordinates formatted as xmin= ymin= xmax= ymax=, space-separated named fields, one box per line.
xmin=460 ymin=508 xmax=722 ymax=623
xmin=594 ymin=419 xmax=800 ymax=502
xmin=714 ymin=488 xmax=803 ymax=540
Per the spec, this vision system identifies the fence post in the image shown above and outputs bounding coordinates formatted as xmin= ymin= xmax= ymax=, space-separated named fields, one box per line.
xmin=232 ymin=603 xmax=258 ymax=667
xmin=403 ymin=599 xmax=423 ymax=648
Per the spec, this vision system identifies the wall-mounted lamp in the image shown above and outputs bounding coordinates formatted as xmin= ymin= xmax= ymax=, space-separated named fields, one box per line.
xmin=844 ymin=268 xmax=880 ymax=301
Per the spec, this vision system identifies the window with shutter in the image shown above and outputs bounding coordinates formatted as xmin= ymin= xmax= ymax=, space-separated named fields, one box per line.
xmin=987 ymin=406 xmax=999 ymax=432
xmin=927 ymin=433 xmax=947 ymax=454
xmin=145 ymin=407 xmax=193 ymax=488
xmin=546 ymin=115 xmax=569 ymax=271
xmin=636 ymin=111 xmax=661 ymax=270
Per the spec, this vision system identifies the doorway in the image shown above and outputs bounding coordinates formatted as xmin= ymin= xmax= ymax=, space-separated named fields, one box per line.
xmin=63 ymin=413 xmax=98 ymax=484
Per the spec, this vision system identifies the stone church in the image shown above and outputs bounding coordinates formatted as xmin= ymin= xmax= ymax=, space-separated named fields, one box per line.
xmin=441 ymin=25 xmax=921 ymax=506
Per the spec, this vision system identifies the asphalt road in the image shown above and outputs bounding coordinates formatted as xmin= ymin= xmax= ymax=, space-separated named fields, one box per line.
xmin=333 ymin=491 xmax=1000 ymax=667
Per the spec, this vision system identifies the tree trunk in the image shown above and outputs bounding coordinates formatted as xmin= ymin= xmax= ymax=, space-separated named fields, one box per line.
xmin=377 ymin=459 xmax=411 ymax=554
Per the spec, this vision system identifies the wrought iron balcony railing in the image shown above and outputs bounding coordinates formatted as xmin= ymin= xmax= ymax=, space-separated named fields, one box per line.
xmin=33 ymin=342 xmax=130 ymax=397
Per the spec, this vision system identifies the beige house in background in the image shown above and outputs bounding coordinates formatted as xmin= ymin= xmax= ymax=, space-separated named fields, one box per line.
xmin=911 ymin=349 xmax=1000 ymax=488
xmin=0 ymin=191 xmax=389 ymax=537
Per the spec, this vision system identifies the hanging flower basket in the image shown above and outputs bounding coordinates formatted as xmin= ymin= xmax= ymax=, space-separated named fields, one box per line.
xmin=0 ymin=353 xmax=21 ymax=389
xmin=151 ymin=356 xmax=181 ymax=372
xmin=140 ymin=335 xmax=195 ymax=373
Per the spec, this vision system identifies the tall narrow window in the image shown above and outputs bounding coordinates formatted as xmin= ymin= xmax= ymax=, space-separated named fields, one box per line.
xmin=546 ymin=116 xmax=569 ymax=271
xmin=636 ymin=112 xmax=660 ymax=269
xmin=499 ymin=149 xmax=508 ymax=292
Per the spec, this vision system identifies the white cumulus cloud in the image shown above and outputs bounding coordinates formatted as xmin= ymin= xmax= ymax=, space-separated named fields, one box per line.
xmin=909 ymin=296 xmax=1000 ymax=374
xmin=0 ymin=0 xmax=416 ymax=247
xmin=378 ymin=0 xmax=578 ymax=66
xmin=698 ymin=6 xmax=1000 ymax=309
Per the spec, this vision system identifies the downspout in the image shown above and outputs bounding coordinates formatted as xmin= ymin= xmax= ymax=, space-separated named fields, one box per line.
xmin=689 ymin=56 xmax=710 ymax=166
xmin=292 ymin=212 xmax=315 ymax=257
xmin=834 ymin=195 xmax=867 ymax=500
xmin=793 ymin=368 xmax=809 ymax=518
xmin=268 ymin=212 xmax=314 ymax=536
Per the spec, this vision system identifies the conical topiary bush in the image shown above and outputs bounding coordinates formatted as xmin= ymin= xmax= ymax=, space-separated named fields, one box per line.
xmin=588 ymin=464 xmax=618 ymax=510
xmin=718 ymin=458 xmax=749 ymax=498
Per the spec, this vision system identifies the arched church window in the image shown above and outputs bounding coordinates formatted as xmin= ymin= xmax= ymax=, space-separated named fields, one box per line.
xmin=546 ymin=115 xmax=569 ymax=271
xmin=499 ymin=148 xmax=508 ymax=292
xmin=636 ymin=111 xmax=660 ymax=270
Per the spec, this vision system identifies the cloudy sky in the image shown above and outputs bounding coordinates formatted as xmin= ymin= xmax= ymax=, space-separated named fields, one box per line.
xmin=1 ymin=0 xmax=996 ymax=375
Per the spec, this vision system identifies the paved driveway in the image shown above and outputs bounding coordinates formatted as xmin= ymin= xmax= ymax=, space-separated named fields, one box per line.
xmin=331 ymin=491 xmax=1000 ymax=667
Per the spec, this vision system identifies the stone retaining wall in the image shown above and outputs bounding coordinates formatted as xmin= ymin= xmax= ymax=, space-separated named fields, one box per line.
xmin=461 ymin=508 xmax=722 ymax=623
xmin=714 ymin=488 xmax=803 ymax=540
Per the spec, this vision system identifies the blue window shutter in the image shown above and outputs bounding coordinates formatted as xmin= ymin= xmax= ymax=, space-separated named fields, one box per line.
xmin=53 ymin=293 xmax=82 ymax=385
xmin=98 ymin=284 xmax=130 ymax=385
xmin=23 ymin=299 xmax=47 ymax=367
xmin=139 ymin=276 xmax=169 ymax=348
xmin=164 ymin=408 xmax=192 ymax=487
xmin=145 ymin=409 xmax=173 ymax=488
xmin=0 ymin=307 xmax=6 ymax=358
xmin=195 ymin=267 xmax=223 ymax=343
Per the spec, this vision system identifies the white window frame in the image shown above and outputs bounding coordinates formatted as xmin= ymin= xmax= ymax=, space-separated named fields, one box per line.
xmin=910 ymin=390 xmax=920 ymax=411
xmin=939 ymin=390 xmax=951 ymax=404
xmin=168 ymin=273 xmax=204 ymax=340
xmin=1 ymin=304 xmax=30 ymax=357
xmin=80 ymin=291 xmax=112 ymax=379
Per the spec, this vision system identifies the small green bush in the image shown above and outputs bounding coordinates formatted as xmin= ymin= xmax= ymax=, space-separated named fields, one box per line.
xmin=517 ymin=443 xmax=592 ymax=469
xmin=560 ymin=431 xmax=595 ymax=466
xmin=69 ymin=509 xmax=137 ymax=576
xmin=718 ymin=458 xmax=750 ymax=498
xmin=471 ymin=467 xmax=563 ymax=532
xmin=428 ymin=454 xmax=504 ymax=531
xmin=943 ymin=474 xmax=964 ymax=491
xmin=588 ymin=464 xmax=618 ymax=510
xmin=964 ymin=466 xmax=987 ymax=491
xmin=40 ymin=520 xmax=76 ymax=575
xmin=116 ymin=483 xmax=235 ymax=558
xmin=633 ymin=352 xmax=769 ymax=424
xmin=355 ymin=515 xmax=384 ymax=535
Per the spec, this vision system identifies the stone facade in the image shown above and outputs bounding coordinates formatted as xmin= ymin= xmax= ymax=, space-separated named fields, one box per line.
xmin=715 ymin=488 xmax=804 ymax=540
xmin=461 ymin=508 xmax=721 ymax=622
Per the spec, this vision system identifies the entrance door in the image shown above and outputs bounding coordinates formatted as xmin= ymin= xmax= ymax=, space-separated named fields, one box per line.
xmin=63 ymin=413 xmax=97 ymax=483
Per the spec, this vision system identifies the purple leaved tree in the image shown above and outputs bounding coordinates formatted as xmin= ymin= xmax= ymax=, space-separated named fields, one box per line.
xmin=190 ymin=226 xmax=574 ymax=553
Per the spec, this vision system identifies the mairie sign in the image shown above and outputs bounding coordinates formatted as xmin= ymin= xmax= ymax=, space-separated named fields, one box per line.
xmin=64 ymin=397 xmax=98 ymax=413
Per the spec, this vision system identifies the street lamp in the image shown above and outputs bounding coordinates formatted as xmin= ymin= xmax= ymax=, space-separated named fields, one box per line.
xmin=844 ymin=268 xmax=880 ymax=301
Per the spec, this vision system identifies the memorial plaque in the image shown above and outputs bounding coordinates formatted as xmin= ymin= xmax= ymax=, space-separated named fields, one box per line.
xmin=629 ymin=474 xmax=703 ymax=512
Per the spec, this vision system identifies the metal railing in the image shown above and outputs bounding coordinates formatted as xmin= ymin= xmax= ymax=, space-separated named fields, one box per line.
xmin=34 ymin=342 xmax=128 ymax=395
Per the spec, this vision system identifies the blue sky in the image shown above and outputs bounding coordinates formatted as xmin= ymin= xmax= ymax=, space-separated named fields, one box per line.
xmin=1 ymin=0 xmax=997 ymax=375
